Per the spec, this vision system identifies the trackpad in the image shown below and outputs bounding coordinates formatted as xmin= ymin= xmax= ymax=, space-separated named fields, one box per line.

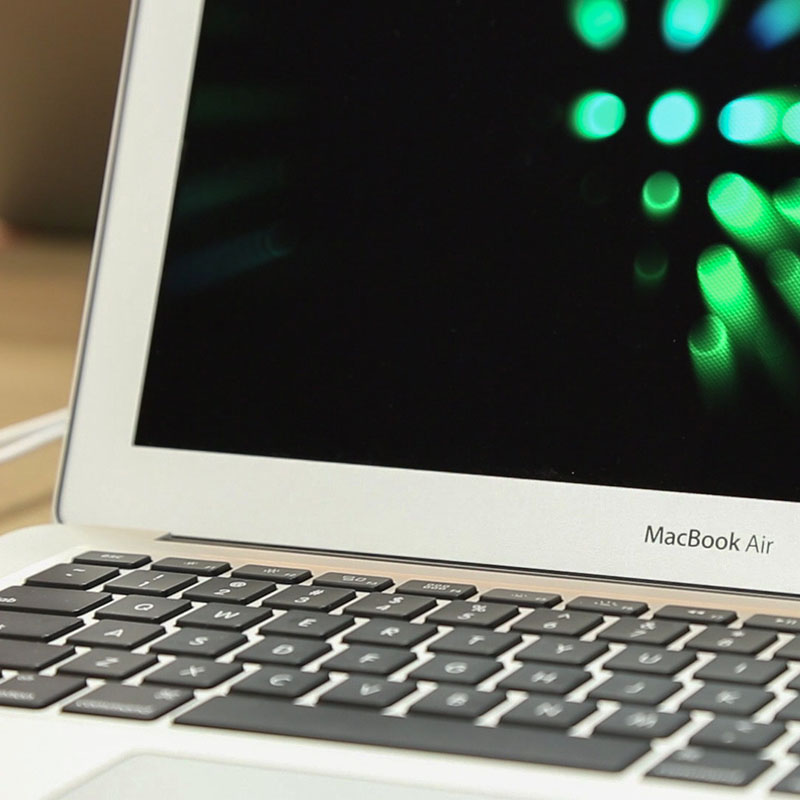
xmin=54 ymin=754 xmax=494 ymax=799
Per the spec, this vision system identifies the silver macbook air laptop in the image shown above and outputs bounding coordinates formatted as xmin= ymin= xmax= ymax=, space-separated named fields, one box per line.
xmin=4 ymin=1 xmax=800 ymax=797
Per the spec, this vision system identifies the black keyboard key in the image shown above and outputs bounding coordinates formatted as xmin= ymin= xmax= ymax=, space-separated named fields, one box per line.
xmin=314 ymin=572 xmax=393 ymax=592
xmin=344 ymin=593 xmax=435 ymax=621
xmin=94 ymin=595 xmax=191 ymax=623
xmin=566 ymin=596 xmax=648 ymax=616
xmin=0 ymin=611 xmax=81 ymax=642
xmin=322 ymin=646 xmax=415 ymax=676
xmin=429 ymin=629 xmax=521 ymax=658
xmin=694 ymin=655 xmax=785 ymax=686
xmin=775 ymin=697 xmax=800 ymax=721
xmin=64 ymin=684 xmax=193 ymax=720
xmin=596 ymin=708 xmax=690 ymax=739
xmin=516 ymin=636 xmax=607 ymax=666
xmin=744 ymin=613 xmax=800 ymax=633
xmin=691 ymin=718 xmax=784 ymax=751
xmin=344 ymin=619 xmax=436 ymax=649
xmin=603 ymin=646 xmax=695 ymax=676
xmin=409 ymin=655 xmax=501 ymax=685
xmin=0 ymin=639 xmax=74 ymax=670
xmin=74 ymin=551 xmax=150 ymax=569
xmin=182 ymin=578 xmax=275 ymax=605
xmin=231 ymin=565 xmax=311 ymax=584
xmin=590 ymin=674 xmax=680 ymax=705
xmin=598 ymin=618 xmax=688 ymax=646
xmin=786 ymin=674 xmax=800 ymax=691
xmin=774 ymin=636 xmax=800 ymax=661
xmin=231 ymin=666 xmax=327 ymax=699
xmin=177 ymin=697 xmax=650 ymax=771
xmin=150 ymin=557 xmax=230 ymax=576
xmin=263 ymin=586 xmax=355 ymax=612
xmin=481 ymin=589 xmax=561 ymax=608
xmin=499 ymin=663 xmax=590 ymax=695
xmin=176 ymin=603 xmax=271 ymax=631
xmin=319 ymin=677 xmax=416 ymax=709
xmin=502 ymin=696 xmax=596 ymax=730
xmin=512 ymin=608 xmax=602 ymax=637
xmin=26 ymin=564 xmax=119 ymax=590
xmin=59 ymin=648 xmax=157 ymax=680
xmin=411 ymin=687 xmax=505 ymax=719
xmin=647 ymin=748 xmax=770 ymax=787
xmin=395 ymin=580 xmax=476 ymax=600
xmin=682 ymin=683 xmax=773 ymax=716
xmin=143 ymin=657 xmax=241 ymax=689
xmin=655 ymin=605 xmax=736 ymax=625
xmin=426 ymin=601 xmax=518 ymax=629
xmin=0 ymin=586 xmax=111 ymax=616
xmin=685 ymin=626 xmax=776 ymax=655
xmin=0 ymin=674 xmax=85 ymax=708
xmin=67 ymin=620 xmax=163 ymax=649
xmin=774 ymin=765 xmax=800 ymax=795
xmin=104 ymin=571 xmax=196 ymax=597
xmin=236 ymin=636 xmax=330 ymax=666
xmin=261 ymin=611 xmax=354 ymax=640
xmin=150 ymin=628 xmax=246 ymax=659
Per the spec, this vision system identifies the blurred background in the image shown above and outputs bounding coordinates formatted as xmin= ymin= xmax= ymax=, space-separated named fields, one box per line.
xmin=1 ymin=0 xmax=130 ymax=533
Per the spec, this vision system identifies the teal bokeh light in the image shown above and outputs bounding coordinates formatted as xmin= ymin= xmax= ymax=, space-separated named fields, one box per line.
xmin=663 ymin=0 xmax=728 ymax=51
xmin=648 ymin=91 xmax=701 ymax=145
xmin=569 ymin=0 xmax=627 ymax=50
xmin=570 ymin=92 xmax=626 ymax=139
xmin=750 ymin=0 xmax=800 ymax=49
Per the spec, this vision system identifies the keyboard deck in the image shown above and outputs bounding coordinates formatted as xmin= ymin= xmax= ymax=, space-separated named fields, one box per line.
xmin=2 ymin=550 xmax=800 ymax=792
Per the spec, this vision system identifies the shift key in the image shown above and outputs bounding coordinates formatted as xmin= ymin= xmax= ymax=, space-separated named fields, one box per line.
xmin=0 ymin=586 xmax=111 ymax=616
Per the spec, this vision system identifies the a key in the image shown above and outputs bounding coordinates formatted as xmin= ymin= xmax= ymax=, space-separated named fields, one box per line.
xmin=322 ymin=645 xmax=415 ymax=675
xmin=682 ymin=683 xmax=773 ymax=716
xmin=0 ymin=640 xmax=74 ymax=671
xmin=744 ymin=614 xmax=800 ymax=633
xmin=501 ymin=696 xmax=596 ymax=730
xmin=566 ymin=596 xmax=647 ymax=616
xmin=344 ymin=619 xmax=436 ymax=648
xmin=260 ymin=611 xmax=354 ymax=639
xmin=175 ymin=603 xmax=271 ymax=631
xmin=694 ymin=655 xmax=785 ymax=686
xmin=654 ymin=605 xmax=736 ymax=625
xmin=64 ymin=684 xmax=192 ymax=720
xmin=150 ymin=557 xmax=230 ymax=576
xmin=104 ymin=570 xmax=196 ymax=597
xmin=143 ymin=657 xmax=242 ymax=689
xmin=74 ymin=551 xmax=150 ymax=569
xmin=230 ymin=565 xmax=311 ymax=583
xmin=481 ymin=589 xmax=561 ymax=608
xmin=774 ymin=636 xmax=800 ymax=661
xmin=785 ymin=674 xmax=800 ymax=691
xmin=59 ymin=648 xmax=157 ymax=680
xmin=0 ymin=611 xmax=81 ymax=642
xmin=150 ymin=628 xmax=246 ymax=658
xmin=67 ymin=620 xmax=163 ymax=649
xmin=182 ymin=578 xmax=275 ymax=605
xmin=596 ymin=708 xmax=690 ymax=739
xmin=428 ymin=629 xmax=521 ymax=658
xmin=774 ymin=697 xmax=800 ymax=721
xmin=690 ymin=718 xmax=784 ymax=751
xmin=319 ymin=677 xmax=416 ymax=709
xmin=411 ymin=687 xmax=505 ymax=719
xmin=94 ymin=595 xmax=191 ymax=623
xmin=685 ymin=626 xmax=776 ymax=655
xmin=176 ymin=697 xmax=650 ymax=771
xmin=515 ymin=636 xmax=607 ymax=666
xmin=499 ymin=663 xmax=590 ymax=695
xmin=426 ymin=601 xmax=518 ymax=629
xmin=598 ymin=618 xmax=688 ymax=646
xmin=647 ymin=747 xmax=770 ymax=787
xmin=395 ymin=580 xmax=476 ymax=600
xmin=590 ymin=674 xmax=679 ymax=705
xmin=0 ymin=674 xmax=85 ymax=708
xmin=344 ymin=593 xmax=435 ymax=620
xmin=230 ymin=666 xmax=327 ymax=699
xmin=235 ymin=636 xmax=330 ymax=667
xmin=263 ymin=586 xmax=355 ymax=612
xmin=409 ymin=655 xmax=501 ymax=685
xmin=512 ymin=609 xmax=602 ymax=637
xmin=26 ymin=564 xmax=119 ymax=590
xmin=0 ymin=586 xmax=111 ymax=616
xmin=774 ymin=765 xmax=800 ymax=795
xmin=313 ymin=572 xmax=393 ymax=592
xmin=603 ymin=646 xmax=695 ymax=676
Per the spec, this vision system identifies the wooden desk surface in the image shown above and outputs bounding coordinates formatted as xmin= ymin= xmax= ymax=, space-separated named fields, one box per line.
xmin=0 ymin=231 xmax=91 ymax=534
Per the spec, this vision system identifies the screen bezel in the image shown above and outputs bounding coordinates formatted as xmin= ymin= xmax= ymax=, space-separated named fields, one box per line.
xmin=59 ymin=0 xmax=800 ymax=596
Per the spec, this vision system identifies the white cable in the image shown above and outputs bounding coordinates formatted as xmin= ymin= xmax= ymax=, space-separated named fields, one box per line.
xmin=0 ymin=408 xmax=68 ymax=448
xmin=0 ymin=409 xmax=69 ymax=464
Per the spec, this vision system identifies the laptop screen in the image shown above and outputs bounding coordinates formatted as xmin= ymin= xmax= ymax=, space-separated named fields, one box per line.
xmin=136 ymin=0 xmax=800 ymax=504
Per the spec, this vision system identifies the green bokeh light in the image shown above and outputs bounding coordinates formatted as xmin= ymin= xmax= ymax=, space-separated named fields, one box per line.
xmin=782 ymin=102 xmax=800 ymax=143
xmin=642 ymin=172 xmax=681 ymax=220
xmin=634 ymin=246 xmax=669 ymax=291
xmin=569 ymin=0 xmax=627 ymax=50
xmin=688 ymin=314 xmax=736 ymax=403
xmin=663 ymin=0 xmax=728 ymax=51
xmin=648 ymin=91 xmax=701 ymax=145
xmin=718 ymin=92 xmax=800 ymax=146
xmin=767 ymin=249 xmax=800 ymax=323
xmin=570 ymin=92 xmax=626 ymax=139
xmin=774 ymin=179 xmax=800 ymax=228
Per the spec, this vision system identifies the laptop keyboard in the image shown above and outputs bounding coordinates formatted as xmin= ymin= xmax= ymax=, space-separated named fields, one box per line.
xmin=3 ymin=553 xmax=800 ymax=790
